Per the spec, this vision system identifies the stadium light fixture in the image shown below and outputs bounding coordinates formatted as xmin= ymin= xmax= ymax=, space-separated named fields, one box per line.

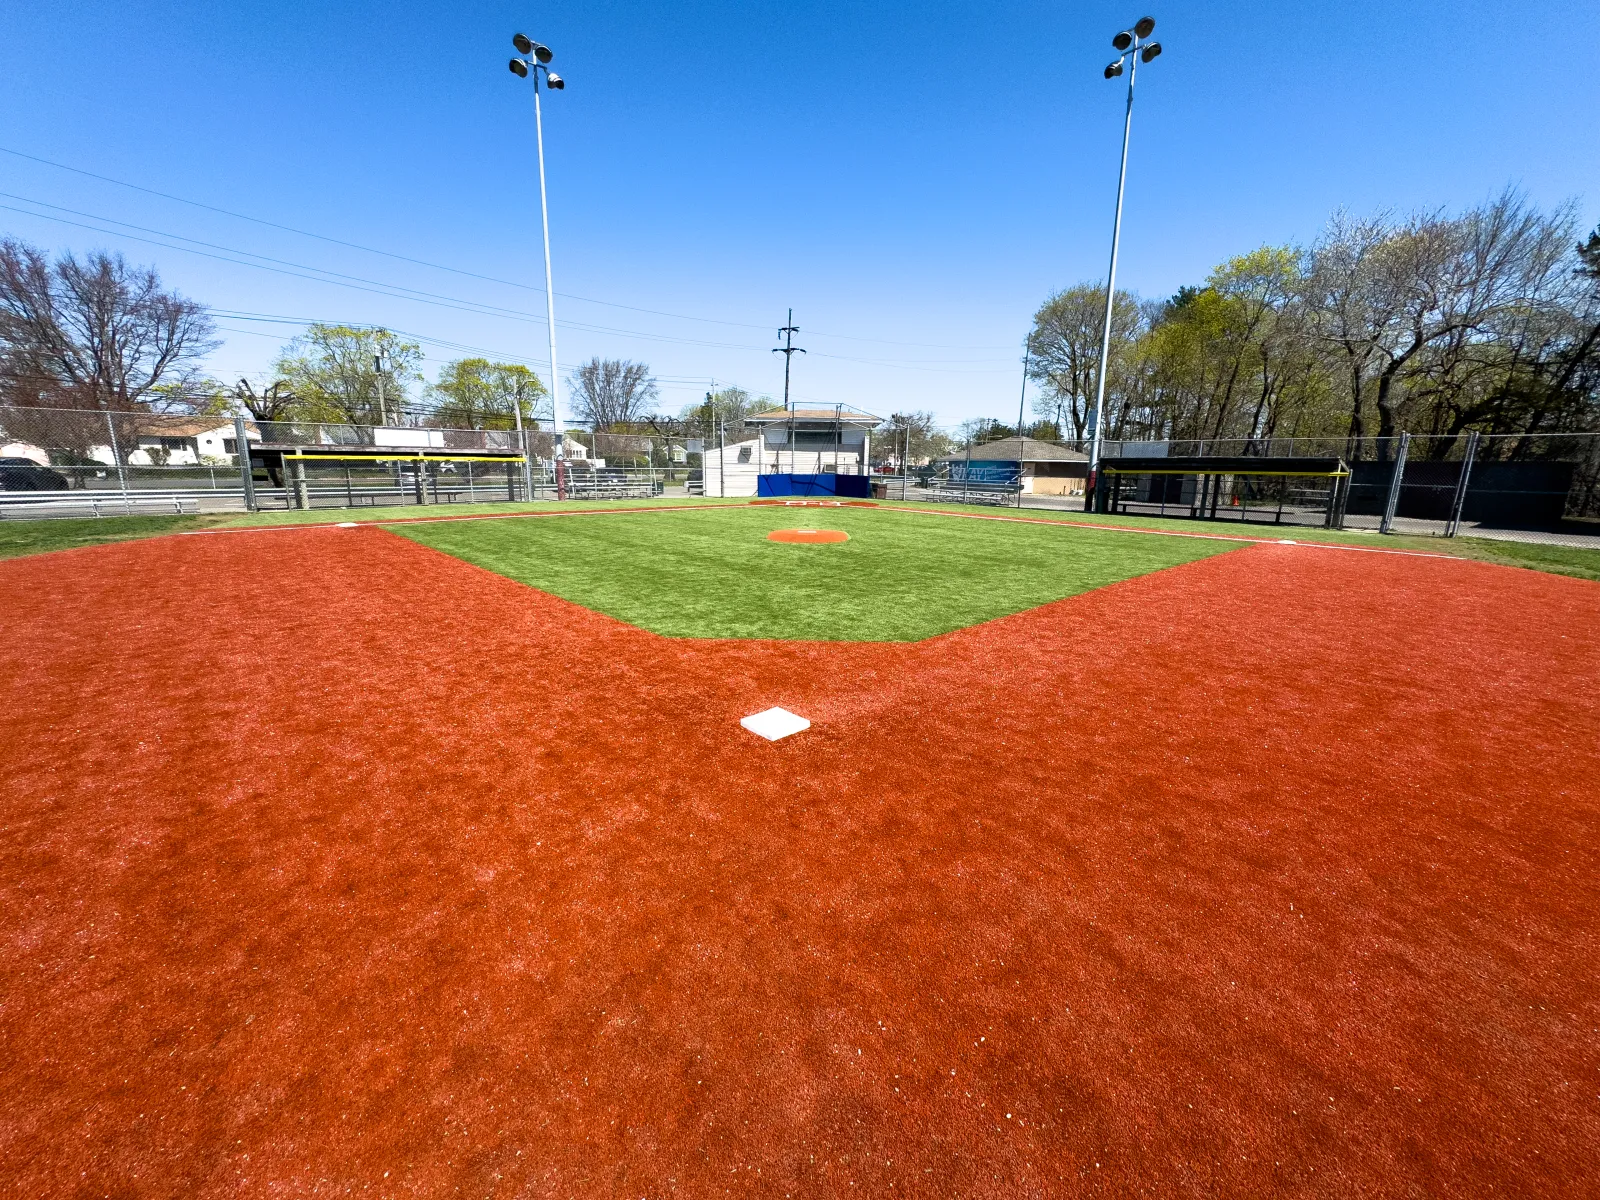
xmin=1086 ymin=16 xmax=1163 ymax=513
xmin=507 ymin=32 xmax=569 ymax=499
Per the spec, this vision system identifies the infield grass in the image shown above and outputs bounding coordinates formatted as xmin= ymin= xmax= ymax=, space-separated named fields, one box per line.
xmin=392 ymin=503 xmax=1234 ymax=640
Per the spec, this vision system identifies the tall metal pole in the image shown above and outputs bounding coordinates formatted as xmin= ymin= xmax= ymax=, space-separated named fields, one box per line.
xmin=533 ymin=71 xmax=565 ymax=500
xmin=1087 ymin=49 xmax=1138 ymax=511
xmin=1015 ymin=346 xmax=1030 ymax=509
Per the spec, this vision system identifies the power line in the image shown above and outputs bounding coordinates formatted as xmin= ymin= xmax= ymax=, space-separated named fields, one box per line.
xmin=2 ymin=195 xmax=1018 ymax=377
xmin=0 ymin=143 xmax=1015 ymax=351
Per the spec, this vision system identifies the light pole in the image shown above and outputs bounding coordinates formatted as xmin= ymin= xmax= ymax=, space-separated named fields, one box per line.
xmin=1086 ymin=16 xmax=1162 ymax=512
xmin=509 ymin=33 xmax=567 ymax=499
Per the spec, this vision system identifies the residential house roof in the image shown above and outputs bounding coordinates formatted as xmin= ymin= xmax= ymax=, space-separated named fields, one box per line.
xmin=938 ymin=436 xmax=1088 ymax=463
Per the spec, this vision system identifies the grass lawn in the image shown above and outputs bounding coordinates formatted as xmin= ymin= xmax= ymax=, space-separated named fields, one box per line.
xmin=0 ymin=514 xmax=216 ymax=561
xmin=392 ymin=503 xmax=1235 ymax=640
xmin=0 ymin=498 xmax=729 ymax=561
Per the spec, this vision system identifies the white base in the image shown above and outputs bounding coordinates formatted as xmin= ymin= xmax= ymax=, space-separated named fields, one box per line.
xmin=740 ymin=706 xmax=811 ymax=741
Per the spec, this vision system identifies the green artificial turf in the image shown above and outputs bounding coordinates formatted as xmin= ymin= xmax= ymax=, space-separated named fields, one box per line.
xmin=393 ymin=504 xmax=1236 ymax=641
xmin=3 ymin=498 xmax=1595 ymax=590
xmin=1447 ymin=536 xmax=1600 ymax=583
xmin=0 ymin=514 xmax=209 ymax=560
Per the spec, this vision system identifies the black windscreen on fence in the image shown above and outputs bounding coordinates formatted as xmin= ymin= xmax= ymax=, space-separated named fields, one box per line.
xmin=1346 ymin=460 xmax=1576 ymax=526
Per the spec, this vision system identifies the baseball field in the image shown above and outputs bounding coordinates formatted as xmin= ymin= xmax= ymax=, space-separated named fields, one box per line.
xmin=1 ymin=500 xmax=1596 ymax=1196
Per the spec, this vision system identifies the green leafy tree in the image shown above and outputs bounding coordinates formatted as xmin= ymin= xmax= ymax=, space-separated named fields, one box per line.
xmin=1025 ymin=283 xmax=1142 ymax=443
xmin=680 ymin=386 xmax=770 ymax=441
xmin=878 ymin=411 xmax=951 ymax=467
xmin=273 ymin=325 xmax=422 ymax=426
xmin=426 ymin=358 xmax=548 ymax=429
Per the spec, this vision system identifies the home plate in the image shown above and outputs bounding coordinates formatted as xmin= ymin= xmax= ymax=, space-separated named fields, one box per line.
xmin=741 ymin=706 xmax=811 ymax=741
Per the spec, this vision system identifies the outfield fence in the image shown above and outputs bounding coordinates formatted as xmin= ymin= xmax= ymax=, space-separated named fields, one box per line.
xmin=6 ymin=404 xmax=1597 ymax=548
xmin=0 ymin=406 xmax=696 ymax=519
xmin=881 ymin=429 xmax=1600 ymax=546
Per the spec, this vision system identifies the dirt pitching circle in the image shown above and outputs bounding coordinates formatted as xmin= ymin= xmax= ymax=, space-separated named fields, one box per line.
xmin=767 ymin=528 xmax=850 ymax=543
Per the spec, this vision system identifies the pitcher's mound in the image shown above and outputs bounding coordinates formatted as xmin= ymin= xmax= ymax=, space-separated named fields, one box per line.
xmin=768 ymin=529 xmax=850 ymax=544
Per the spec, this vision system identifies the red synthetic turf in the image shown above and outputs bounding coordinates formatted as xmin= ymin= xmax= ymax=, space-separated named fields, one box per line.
xmin=1 ymin=528 xmax=1597 ymax=1198
xmin=768 ymin=529 xmax=851 ymax=544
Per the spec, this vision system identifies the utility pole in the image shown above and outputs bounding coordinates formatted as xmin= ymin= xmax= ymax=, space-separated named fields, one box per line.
xmin=374 ymin=349 xmax=388 ymax=427
xmin=773 ymin=309 xmax=804 ymax=475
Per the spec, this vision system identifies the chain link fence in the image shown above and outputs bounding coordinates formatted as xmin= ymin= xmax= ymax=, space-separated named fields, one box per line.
xmin=862 ymin=427 xmax=1600 ymax=546
xmin=0 ymin=406 xmax=702 ymax=517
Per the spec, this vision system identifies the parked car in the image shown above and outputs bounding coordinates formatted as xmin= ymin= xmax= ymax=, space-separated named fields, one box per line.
xmin=0 ymin=457 xmax=69 ymax=491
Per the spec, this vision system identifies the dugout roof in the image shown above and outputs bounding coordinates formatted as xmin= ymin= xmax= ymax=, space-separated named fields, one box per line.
xmin=250 ymin=444 xmax=526 ymax=465
xmin=1103 ymin=455 xmax=1349 ymax=477
xmin=938 ymin=437 xmax=1088 ymax=464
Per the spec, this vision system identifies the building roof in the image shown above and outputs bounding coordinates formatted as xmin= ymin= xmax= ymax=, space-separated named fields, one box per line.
xmin=938 ymin=437 xmax=1088 ymax=463
xmin=746 ymin=405 xmax=881 ymax=425
xmin=129 ymin=417 xmax=240 ymax=437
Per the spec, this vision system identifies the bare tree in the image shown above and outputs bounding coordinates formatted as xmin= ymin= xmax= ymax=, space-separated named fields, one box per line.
xmin=234 ymin=379 xmax=300 ymax=422
xmin=1301 ymin=193 xmax=1578 ymax=454
xmin=568 ymin=357 xmax=658 ymax=429
xmin=878 ymin=411 xmax=951 ymax=466
xmin=0 ymin=238 xmax=216 ymax=410
xmin=1026 ymin=284 xmax=1142 ymax=445
xmin=681 ymin=386 xmax=767 ymax=441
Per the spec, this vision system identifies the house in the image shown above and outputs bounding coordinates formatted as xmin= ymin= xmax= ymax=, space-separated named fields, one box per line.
xmin=83 ymin=419 xmax=256 ymax=467
xmin=938 ymin=437 xmax=1089 ymax=496
xmin=0 ymin=442 xmax=50 ymax=467
xmin=701 ymin=405 xmax=881 ymax=498
xmin=132 ymin=419 xmax=247 ymax=465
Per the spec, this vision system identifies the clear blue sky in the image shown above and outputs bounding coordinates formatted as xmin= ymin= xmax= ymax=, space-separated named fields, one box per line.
xmin=2 ymin=1 xmax=1596 ymax=425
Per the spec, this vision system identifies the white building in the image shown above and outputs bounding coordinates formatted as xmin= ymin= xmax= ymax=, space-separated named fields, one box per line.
xmin=702 ymin=406 xmax=880 ymax=497
xmin=84 ymin=420 xmax=251 ymax=467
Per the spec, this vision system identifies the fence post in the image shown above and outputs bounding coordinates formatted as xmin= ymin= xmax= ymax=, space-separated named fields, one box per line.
xmin=520 ymin=427 xmax=534 ymax=501
xmin=103 ymin=410 xmax=130 ymax=499
xmin=1379 ymin=431 xmax=1410 ymax=535
xmin=292 ymin=457 xmax=310 ymax=509
xmin=233 ymin=416 xmax=256 ymax=511
xmin=1445 ymin=430 xmax=1480 ymax=537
